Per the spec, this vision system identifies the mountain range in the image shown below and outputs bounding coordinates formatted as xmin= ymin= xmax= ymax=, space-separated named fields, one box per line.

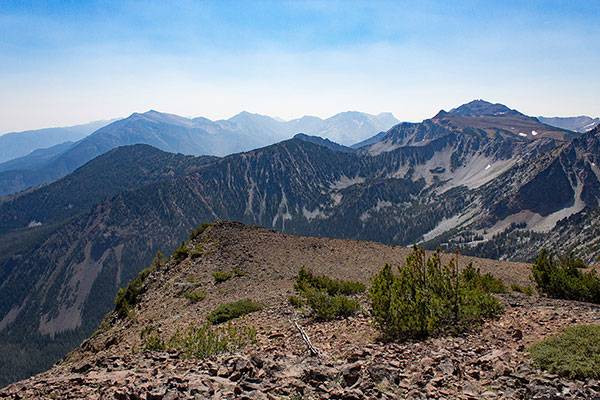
xmin=538 ymin=115 xmax=600 ymax=133
xmin=0 ymin=119 xmax=114 ymax=164
xmin=0 ymin=99 xmax=599 ymax=387
xmin=0 ymin=111 xmax=398 ymax=197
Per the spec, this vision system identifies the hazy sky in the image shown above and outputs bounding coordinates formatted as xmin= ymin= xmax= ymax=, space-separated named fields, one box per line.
xmin=1 ymin=0 xmax=598 ymax=133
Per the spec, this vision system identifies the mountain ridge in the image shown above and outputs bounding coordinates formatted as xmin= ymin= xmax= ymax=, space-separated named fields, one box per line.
xmin=0 ymin=119 xmax=115 ymax=164
xmin=0 ymin=110 xmax=398 ymax=197
xmin=0 ymin=99 xmax=597 ymax=387
xmin=2 ymin=221 xmax=600 ymax=399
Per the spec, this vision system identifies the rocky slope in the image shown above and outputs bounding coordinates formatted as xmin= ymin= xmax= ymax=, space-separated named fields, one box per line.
xmin=1 ymin=222 xmax=599 ymax=399
xmin=426 ymin=124 xmax=600 ymax=262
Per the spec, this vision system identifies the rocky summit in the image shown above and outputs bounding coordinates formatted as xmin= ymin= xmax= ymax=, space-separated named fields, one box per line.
xmin=2 ymin=221 xmax=599 ymax=399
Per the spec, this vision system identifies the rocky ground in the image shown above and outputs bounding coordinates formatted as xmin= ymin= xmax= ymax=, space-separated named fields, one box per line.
xmin=1 ymin=222 xmax=599 ymax=399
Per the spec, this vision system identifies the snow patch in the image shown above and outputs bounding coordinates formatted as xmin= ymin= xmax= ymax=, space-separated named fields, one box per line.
xmin=518 ymin=132 xmax=527 ymax=137
xmin=28 ymin=221 xmax=42 ymax=228
xmin=485 ymin=164 xmax=491 ymax=170
xmin=531 ymin=130 xmax=538 ymax=136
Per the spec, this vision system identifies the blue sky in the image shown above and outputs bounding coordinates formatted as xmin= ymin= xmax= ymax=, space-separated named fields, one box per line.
xmin=1 ymin=0 xmax=598 ymax=133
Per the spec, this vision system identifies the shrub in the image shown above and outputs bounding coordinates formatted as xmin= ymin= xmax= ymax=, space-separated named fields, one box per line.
xmin=186 ymin=277 xmax=201 ymax=286
xmin=529 ymin=324 xmax=600 ymax=379
xmin=189 ymin=223 xmax=213 ymax=241
xmin=184 ymin=290 xmax=206 ymax=303
xmin=295 ymin=267 xmax=366 ymax=296
xmin=369 ymin=246 xmax=503 ymax=340
xmin=168 ymin=322 xmax=256 ymax=358
xmin=302 ymin=287 xmax=361 ymax=321
xmin=114 ymin=251 xmax=163 ymax=318
xmin=293 ymin=268 xmax=363 ymax=320
xmin=173 ymin=241 xmax=190 ymax=261
xmin=140 ymin=326 xmax=165 ymax=351
xmin=511 ymin=283 xmax=534 ymax=295
xmin=289 ymin=295 xmax=304 ymax=309
xmin=531 ymin=249 xmax=600 ymax=303
xmin=190 ymin=250 xmax=203 ymax=259
xmin=141 ymin=322 xmax=256 ymax=359
xmin=114 ymin=268 xmax=149 ymax=317
xmin=213 ymin=271 xmax=233 ymax=283
xmin=233 ymin=268 xmax=246 ymax=277
xmin=462 ymin=264 xmax=508 ymax=293
xmin=207 ymin=299 xmax=264 ymax=324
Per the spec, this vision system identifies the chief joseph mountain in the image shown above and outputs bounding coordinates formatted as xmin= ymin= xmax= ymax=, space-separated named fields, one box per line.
xmin=0 ymin=100 xmax=599 ymax=397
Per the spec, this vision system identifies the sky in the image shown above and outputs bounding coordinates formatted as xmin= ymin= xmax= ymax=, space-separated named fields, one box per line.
xmin=0 ymin=0 xmax=599 ymax=133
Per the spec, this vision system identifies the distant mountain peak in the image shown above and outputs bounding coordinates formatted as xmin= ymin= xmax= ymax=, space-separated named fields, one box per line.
xmin=292 ymin=133 xmax=354 ymax=153
xmin=229 ymin=110 xmax=267 ymax=120
xmin=449 ymin=100 xmax=515 ymax=117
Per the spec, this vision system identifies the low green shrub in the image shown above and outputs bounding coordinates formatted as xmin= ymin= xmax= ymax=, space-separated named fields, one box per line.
xmin=529 ymin=324 xmax=600 ymax=379
xmin=186 ymin=277 xmax=201 ymax=286
xmin=114 ymin=251 xmax=164 ymax=318
xmin=295 ymin=267 xmax=366 ymax=296
xmin=511 ymin=283 xmax=534 ymax=295
xmin=168 ymin=322 xmax=257 ymax=358
xmin=141 ymin=322 xmax=256 ymax=359
xmin=173 ymin=241 xmax=190 ymax=261
xmin=213 ymin=271 xmax=233 ymax=283
xmin=207 ymin=299 xmax=264 ymax=324
xmin=302 ymin=287 xmax=361 ymax=321
xmin=462 ymin=264 xmax=508 ymax=293
xmin=369 ymin=246 xmax=503 ymax=340
xmin=189 ymin=223 xmax=213 ymax=241
xmin=140 ymin=326 xmax=165 ymax=351
xmin=289 ymin=295 xmax=304 ymax=309
xmin=190 ymin=250 xmax=203 ymax=259
xmin=531 ymin=249 xmax=600 ymax=303
xmin=184 ymin=290 xmax=206 ymax=303
xmin=293 ymin=268 xmax=363 ymax=320
xmin=233 ymin=268 xmax=246 ymax=277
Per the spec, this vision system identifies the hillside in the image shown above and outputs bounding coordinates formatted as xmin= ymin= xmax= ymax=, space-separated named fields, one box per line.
xmin=426 ymin=124 xmax=600 ymax=261
xmin=1 ymin=222 xmax=599 ymax=399
xmin=1 ymin=100 xmax=599 ymax=387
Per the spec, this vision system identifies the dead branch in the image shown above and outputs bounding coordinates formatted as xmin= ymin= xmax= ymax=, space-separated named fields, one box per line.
xmin=292 ymin=320 xmax=319 ymax=357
